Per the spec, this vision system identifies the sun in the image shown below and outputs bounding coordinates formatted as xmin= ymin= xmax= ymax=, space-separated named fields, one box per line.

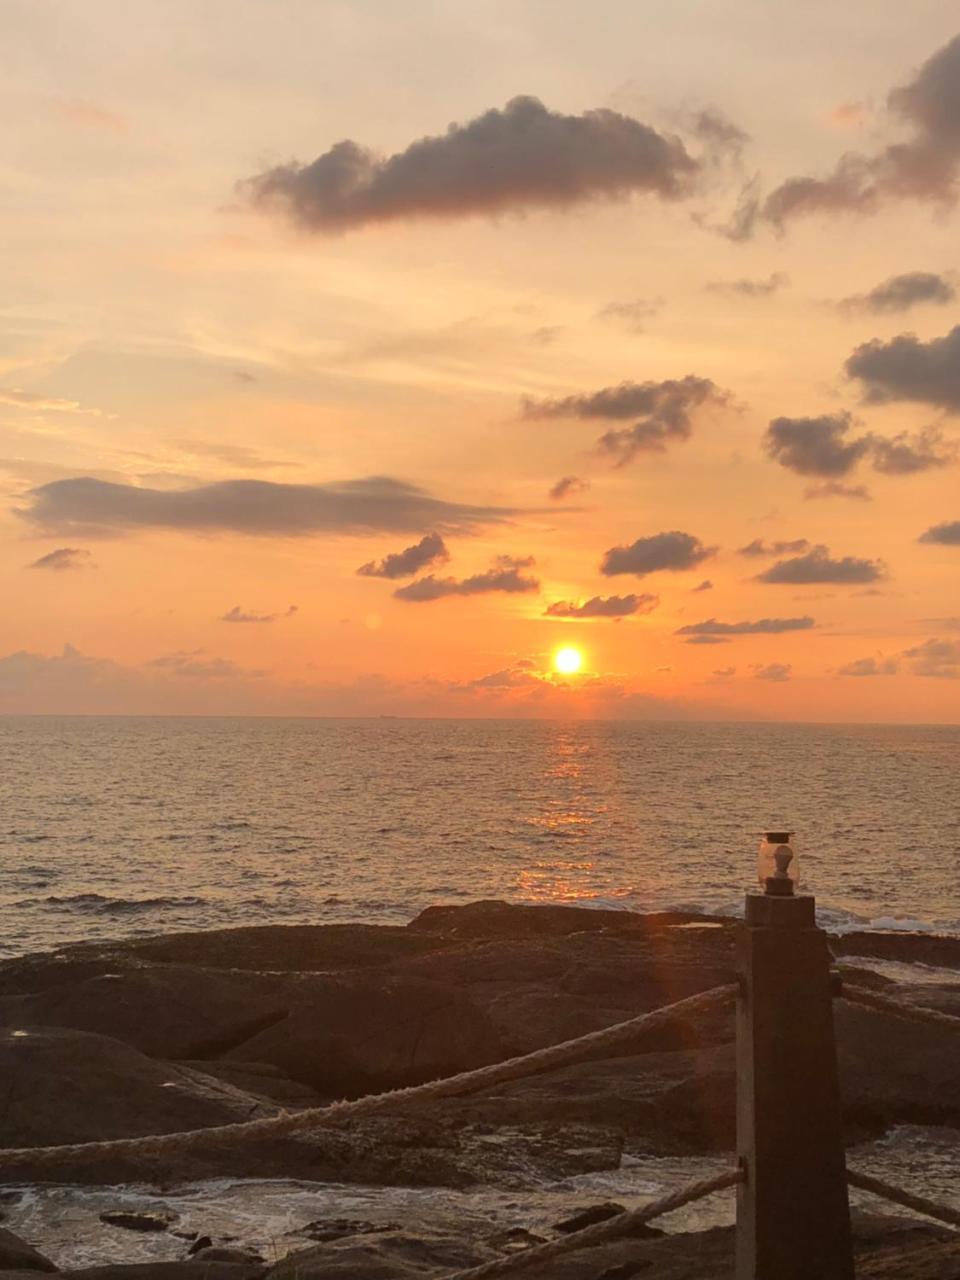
xmin=553 ymin=646 xmax=583 ymax=675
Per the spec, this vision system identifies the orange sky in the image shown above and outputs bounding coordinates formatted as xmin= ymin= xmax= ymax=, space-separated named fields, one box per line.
xmin=2 ymin=1 xmax=959 ymax=721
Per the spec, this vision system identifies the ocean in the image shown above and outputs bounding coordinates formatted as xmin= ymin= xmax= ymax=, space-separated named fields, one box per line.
xmin=2 ymin=715 xmax=959 ymax=955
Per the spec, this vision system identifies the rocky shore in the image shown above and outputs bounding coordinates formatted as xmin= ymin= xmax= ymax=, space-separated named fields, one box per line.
xmin=1 ymin=900 xmax=959 ymax=1277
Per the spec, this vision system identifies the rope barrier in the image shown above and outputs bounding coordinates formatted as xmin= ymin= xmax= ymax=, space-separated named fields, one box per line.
xmin=840 ymin=984 xmax=960 ymax=1033
xmin=0 ymin=982 xmax=737 ymax=1175
xmin=847 ymin=1168 xmax=960 ymax=1231
xmin=441 ymin=1167 xmax=742 ymax=1280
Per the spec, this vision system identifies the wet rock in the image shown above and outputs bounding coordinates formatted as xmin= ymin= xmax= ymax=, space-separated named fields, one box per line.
xmin=554 ymin=1203 xmax=627 ymax=1234
xmin=61 ymin=1265 xmax=264 ymax=1280
xmin=268 ymin=1229 xmax=494 ymax=1279
xmin=408 ymin=900 xmax=719 ymax=939
xmin=487 ymin=1227 xmax=546 ymax=1252
xmin=185 ymin=1240 xmax=212 ymax=1257
xmin=188 ymin=1249 xmax=263 ymax=1266
xmin=294 ymin=1221 xmax=400 ymax=1244
xmin=0 ymin=1226 xmax=57 ymax=1272
xmin=99 ymin=1210 xmax=175 ymax=1233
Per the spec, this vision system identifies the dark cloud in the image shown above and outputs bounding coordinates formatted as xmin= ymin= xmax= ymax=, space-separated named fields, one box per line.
xmin=839 ymin=271 xmax=956 ymax=314
xmin=870 ymin=426 xmax=956 ymax=474
xmin=220 ymin=604 xmax=298 ymax=624
xmin=761 ymin=35 xmax=960 ymax=227
xmin=737 ymin=538 xmax=811 ymax=558
xmin=919 ymin=519 xmax=960 ymax=545
xmin=523 ymin=376 xmax=729 ymax=466
xmin=16 ymin=476 xmax=519 ymax=539
xmin=712 ymin=666 xmax=737 ymax=678
xmin=146 ymin=650 xmax=267 ymax=679
xmin=845 ymin=325 xmax=960 ymax=412
xmin=837 ymin=655 xmax=899 ymax=676
xmin=705 ymin=272 xmax=789 ymax=298
xmin=548 ymin=475 xmax=589 ymax=501
xmin=596 ymin=298 xmax=663 ymax=332
xmin=764 ymin=413 xmax=870 ymax=477
xmin=461 ymin=666 xmax=544 ymax=691
xmin=357 ymin=532 xmax=449 ymax=579
xmin=677 ymin=615 xmax=814 ymax=637
xmin=753 ymin=662 xmax=792 ymax=682
xmin=755 ymin=545 xmax=886 ymax=585
xmin=601 ymin=530 xmax=716 ymax=577
xmin=544 ymin=593 xmax=658 ymax=619
xmin=244 ymin=96 xmax=702 ymax=233
xmin=804 ymin=481 xmax=873 ymax=501
xmin=690 ymin=108 xmax=750 ymax=161
xmin=901 ymin=637 xmax=960 ymax=678
xmin=692 ymin=579 xmax=714 ymax=592
xmin=27 ymin=547 xmax=92 ymax=572
xmin=684 ymin=635 xmax=730 ymax=645
xmin=394 ymin=563 xmax=539 ymax=603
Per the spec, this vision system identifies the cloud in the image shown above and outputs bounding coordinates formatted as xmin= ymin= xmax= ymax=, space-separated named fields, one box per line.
xmin=26 ymin=547 xmax=92 ymax=572
xmin=753 ymin=663 xmax=792 ymax=682
xmin=145 ymin=650 xmax=267 ymax=679
xmin=845 ymin=325 xmax=960 ymax=413
xmin=220 ymin=604 xmax=298 ymax=624
xmin=684 ymin=635 xmax=730 ymax=645
xmin=58 ymin=99 xmax=126 ymax=132
xmin=677 ymin=615 xmax=814 ymax=638
xmin=839 ymin=271 xmax=956 ymax=314
xmin=461 ymin=666 xmax=545 ymax=691
xmin=765 ymin=412 xmax=950 ymax=484
xmin=869 ymin=426 xmax=957 ymax=474
xmin=15 ymin=476 xmax=519 ymax=539
xmin=919 ymin=519 xmax=960 ymax=545
xmin=0 ymin=387 xmax=93 ymax=415
xmin=601 ymin=530 xmax=717 ymax=577
xmin=596 ymin=298 xmax=663 ymax=332
xmin=705 ymin=272 xmax=789 ymax=298
xmin=544 ymin=593 xmax=658 ymax=619
xmin=804 ymin=481 xmax=872 ymax=501
xmin=692 ymin=579 xmax=713 ymax=592
xmin=737 ymin=538 xmax=810 ymax=558
xmin=394 ymin=562 xmax=539 ymax=603
xmin=244 ymin=95 xmax=703 ymax=233
xmin=523 ymin=376 xmax=729 ymax=466
xmin=760 ymin=34 xmax=960 ymax=227
xmin=356 ymin=532 xmax=449 ymax=579
xmin=711 ymin=666 xmax=737 ymax=679
xmin=837 ymin=655 xmax=899 ymax=676
xmin=901 ymin=637 xmax=960 ymax=678
xmin=755 ymin=545 xmax=886 ymax=585
xmin=764 ymin=412 xmax=870 ymax=477
xmin=548 ymin=475 xmax=589 ymax=501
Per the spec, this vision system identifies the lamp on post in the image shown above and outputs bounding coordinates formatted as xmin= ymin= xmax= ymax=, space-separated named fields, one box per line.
xmin=736 ymin=829 xmax=854 ymax=1280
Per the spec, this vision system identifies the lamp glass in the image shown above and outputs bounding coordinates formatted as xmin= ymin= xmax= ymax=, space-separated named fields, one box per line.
xmin=758 ymin=831 xmax=799 ymax=891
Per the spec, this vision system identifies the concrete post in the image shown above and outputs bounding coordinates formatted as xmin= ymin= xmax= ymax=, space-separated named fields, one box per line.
xmin=736 ymin=891 xmax=854 ymax=1280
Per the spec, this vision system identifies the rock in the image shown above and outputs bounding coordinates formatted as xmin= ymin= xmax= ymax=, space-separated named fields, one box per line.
xmin=222 ymin=973 xmax=503 ymax=1097
xmin=0 ymin=1227 xmax=57 ymax=1272
xmin=61 ymin=1266 xmax=264 ymax=1280
xmin=268 ymin=1230 xmax=494 ymax=1279
xmin=554 ymin=1203 xmax=627 ymax=1234
xmin=99 ymin=1210 xmax=175 ymax=1233
xmin=185 ymin=1240 xmax=212 ymax=1257
xmin=0 ymin=1027 xmax=280 ymax=1180
xmin=188 ymin=1249 xmax=263 ymax=1266
xmin=175 ymin=1061 xmax=321 ymax=1110
xmin=834 ymin=930 xmax=960 ymax=971
xmin=408 ymin=900 xmax=719 ymax=939
xmin=837 ymin=1002 xmax=960 ymax=1129
xmin=294 ymin=1221 xmax=400 ymax=1244
xmin=487 ymin=1227 xmax=546 ymax=1252
xmin=0 ymin=967 xmax=289 ymax=1061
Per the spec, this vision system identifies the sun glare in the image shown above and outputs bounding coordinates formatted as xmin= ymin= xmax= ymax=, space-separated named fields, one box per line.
xmin=554 ymin=646 xmax=583 ymax=675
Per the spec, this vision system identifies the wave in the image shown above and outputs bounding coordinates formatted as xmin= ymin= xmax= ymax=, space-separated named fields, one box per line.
xmin=28 ymin=893 xmax=208 ymax=916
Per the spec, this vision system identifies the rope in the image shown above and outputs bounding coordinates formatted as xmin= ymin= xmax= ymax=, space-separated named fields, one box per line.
xmin=847 ymin=1168 xmax=960 ymax=1231
xmin=840 ymin=983 xmax=960 ymax=1033
xmin=0 ymin=982 xmax=736 ymax=1174
xmin=441 ymin=1168 xmax=742 ymax=1280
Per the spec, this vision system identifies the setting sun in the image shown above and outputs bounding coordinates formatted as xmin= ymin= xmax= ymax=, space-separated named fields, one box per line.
xmin=554 ymin=646 xmax=583 ymax=675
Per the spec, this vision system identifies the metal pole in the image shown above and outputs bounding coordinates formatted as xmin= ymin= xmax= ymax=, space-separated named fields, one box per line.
xmin=735 ymin=882 xmax=854 ymax=1279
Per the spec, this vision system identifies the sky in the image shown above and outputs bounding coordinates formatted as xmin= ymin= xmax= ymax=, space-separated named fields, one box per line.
xmin=2 ymin=0 xmax=960 ymax=721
